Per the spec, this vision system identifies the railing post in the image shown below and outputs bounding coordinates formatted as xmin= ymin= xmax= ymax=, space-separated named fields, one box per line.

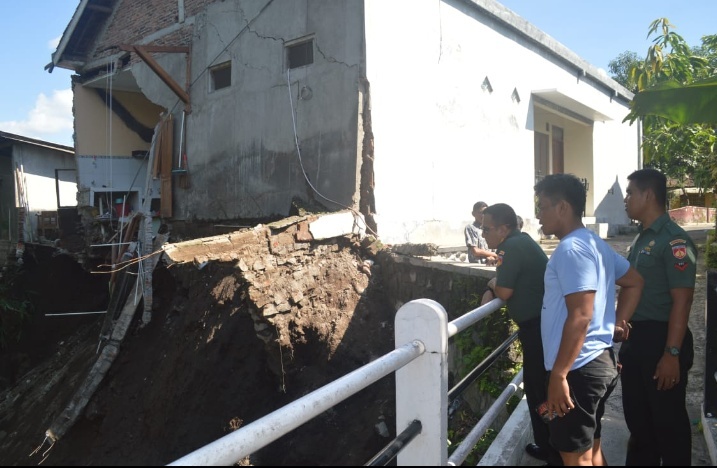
xmin=395 ymin=299 xmax=449 ymax=466
xmin=705 ymin=270 xmax=717 ymax=417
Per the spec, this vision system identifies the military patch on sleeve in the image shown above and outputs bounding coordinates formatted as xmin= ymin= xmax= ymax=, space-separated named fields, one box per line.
xmin=669 ymin=239 xmax=687 ymax=246
xmin=496 ymin=254 xmax=503 ymax=267
xmin=672 ymin=244 xmax=687 ymax=259
xmin=674 ymin=261 xmax=688 ymax=271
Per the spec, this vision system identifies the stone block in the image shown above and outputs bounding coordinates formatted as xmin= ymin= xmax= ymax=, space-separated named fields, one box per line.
xmin=309 ymin=211 xmax=364 ymax=240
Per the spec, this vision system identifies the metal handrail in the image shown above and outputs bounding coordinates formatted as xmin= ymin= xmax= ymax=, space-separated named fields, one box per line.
xmin=168 ymin=297 xmax=514 ymax=466
xmin=447 ymin=370 xmax=524 ymax=466
xmin=448 ymin=298 xmax=505 ymax=338
xmin=364 ymin=420 xmax=422 ymax=466
xmin=169 ymin=341 xmax=425 ymax=466
xmin=448 ymin=330 xmax=519 ymax=402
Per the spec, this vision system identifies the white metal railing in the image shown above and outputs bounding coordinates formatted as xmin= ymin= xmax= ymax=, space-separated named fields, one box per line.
xmin=447 ymin=369 xmax=523 ymax=465
xmin=169 ymin=297 xmax=515 ymax=466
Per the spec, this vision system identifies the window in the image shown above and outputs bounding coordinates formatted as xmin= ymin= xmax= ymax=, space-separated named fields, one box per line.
xmin=287 ymin=39 xmax=314 ymax=69
xmin=210 ymin=61 xmax=231 ymax=91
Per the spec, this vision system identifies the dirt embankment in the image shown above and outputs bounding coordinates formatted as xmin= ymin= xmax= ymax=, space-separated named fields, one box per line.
xmin=0 ymin=231 xmax=397 ymax=466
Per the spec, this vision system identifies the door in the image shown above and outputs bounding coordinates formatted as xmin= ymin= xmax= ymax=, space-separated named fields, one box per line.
xmin=534 ymin=132 xmax=549 ymax=182
xmin=552 ymin=126 xmax=564 ymax=174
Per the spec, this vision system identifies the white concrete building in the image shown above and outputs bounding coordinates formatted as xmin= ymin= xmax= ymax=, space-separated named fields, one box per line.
xmin=0 ymin=131 xmax=76 ymax=243
xmin=50 ymin=0 xmax=639 ymax=246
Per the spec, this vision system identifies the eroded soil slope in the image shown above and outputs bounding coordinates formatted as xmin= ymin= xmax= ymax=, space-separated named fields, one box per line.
xmin=0 ymin=232 xmax=397 ymax=466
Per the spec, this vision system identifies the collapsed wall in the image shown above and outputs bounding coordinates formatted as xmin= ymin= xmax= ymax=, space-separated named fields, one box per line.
xmin=1 ymin=210 xmax=515 ymax=466
xmin=0 ymin=211 xmax=398 ymax=466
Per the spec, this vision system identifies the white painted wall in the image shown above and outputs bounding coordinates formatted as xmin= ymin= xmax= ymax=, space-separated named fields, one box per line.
xmin=365 ymin=0 xmax=639 ymax=245
xmin=12 ymin=144 xmax=76 ymax=236
xmin=76 ymin=155 xmax=160 ymax=215
xmin=592 ymin=120 xmax=639 ymax=232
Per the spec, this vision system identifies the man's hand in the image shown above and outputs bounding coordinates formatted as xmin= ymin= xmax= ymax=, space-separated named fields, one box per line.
xmin=613 ymin=319 xmax=631 ymax=342
xmin=654 ymin=354 xmax=680 ymax=390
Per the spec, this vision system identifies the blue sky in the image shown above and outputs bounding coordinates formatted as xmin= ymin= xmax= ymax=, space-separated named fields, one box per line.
xmin=0 ymin=1 xmax=77 ymax=146
xmin=499 ymin=0 xmax=717 ymax=72
xmin=1 ymin=1 xmax=715 ymax=148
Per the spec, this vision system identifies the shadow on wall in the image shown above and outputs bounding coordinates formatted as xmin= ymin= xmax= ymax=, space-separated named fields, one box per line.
xmin=594 ymin=176 xmax=630 ymax=235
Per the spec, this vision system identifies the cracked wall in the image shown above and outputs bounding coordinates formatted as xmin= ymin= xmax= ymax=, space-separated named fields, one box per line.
xmin=118 ymin=0 xmax=366 ymax=223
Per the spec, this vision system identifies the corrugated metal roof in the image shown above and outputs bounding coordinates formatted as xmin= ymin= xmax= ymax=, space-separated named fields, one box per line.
xmin=0 ymin=131 xmax=74 ymax=154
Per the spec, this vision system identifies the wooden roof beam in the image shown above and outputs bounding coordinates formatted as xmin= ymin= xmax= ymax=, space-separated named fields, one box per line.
xmin=119 ymin=44 xmax=191 ymax=113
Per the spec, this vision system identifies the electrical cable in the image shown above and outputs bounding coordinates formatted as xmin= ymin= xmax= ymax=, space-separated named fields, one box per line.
xmin=166 ymin=0 xmax=277 ymax=117
xmin=286 ymin=68 xmax=378 ymax=238
xmin=117 ymin=0 xmax=379 ymax=239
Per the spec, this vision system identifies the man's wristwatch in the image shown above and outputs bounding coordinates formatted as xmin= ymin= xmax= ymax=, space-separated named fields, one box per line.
xmin=665 ymin=346 xmax=680 ymax=356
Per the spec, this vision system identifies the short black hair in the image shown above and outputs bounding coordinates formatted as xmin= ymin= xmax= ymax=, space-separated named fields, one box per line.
xmin=483 ymin=203 xmax=518 ymax=230
xmin=473 ymin=201 xmax=488 ymax=212
xmin=628 ymin=168 xmax=667 ymax=208
xmin=534 ymin=173 xmax=586 ymax=218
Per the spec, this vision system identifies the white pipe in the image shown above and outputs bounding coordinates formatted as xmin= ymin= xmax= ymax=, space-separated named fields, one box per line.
xmin=447 ymin=369 xmax=524 ymax=466
xmin=447 ymin=298 xmax=504 ymax=338
xmin=45 ymin=311 xmax=107 ymax=316
xmin=90 ymin=242 xmax=133 ymax=247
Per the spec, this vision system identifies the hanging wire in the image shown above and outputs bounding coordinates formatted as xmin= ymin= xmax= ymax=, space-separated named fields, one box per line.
xmin=93 ymin=247 xmax=165 ymax=274
xmin=286 ymin=68 xmax=378 ymax=238
xmin=165 ymin=0 xmax=277 ymax=118
xmin=109 ymin=60 xmax=114 ymax=193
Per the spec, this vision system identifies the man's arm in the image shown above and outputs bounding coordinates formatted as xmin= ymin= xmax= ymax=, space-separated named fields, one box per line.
xmin=487 ymin=277 xmax=513 ymax=301
xmin=654 ymin=287 xmax=693 ymax=390
xmin=613 ymin=267 xmax=644 ymax=342
xmin=547 ymin=290 xmax=594 ymax=416
xmin=652 ymin=234 xmax=696 ymax=389
xmin=469 ymin=246 xmax=498 ymax=263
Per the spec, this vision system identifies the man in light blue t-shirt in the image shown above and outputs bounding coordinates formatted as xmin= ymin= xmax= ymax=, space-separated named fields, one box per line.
xmin=535 ymin=173 xmax=643 ymax=466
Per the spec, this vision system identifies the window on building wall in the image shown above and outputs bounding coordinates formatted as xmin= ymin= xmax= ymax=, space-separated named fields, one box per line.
xmin=287 ymin=39 xmax=314 ymax=69
xmin=210 ymin=61 xmax=232 ymax=91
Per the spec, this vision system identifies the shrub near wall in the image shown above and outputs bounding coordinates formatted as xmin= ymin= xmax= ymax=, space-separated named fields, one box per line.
xmin=375 ymin=250 xmax=521 ymax=409
xmin=705 ymin=230 xmax=717 ymax=269
xmin=375 ymin=250 xmax=518 ymax=369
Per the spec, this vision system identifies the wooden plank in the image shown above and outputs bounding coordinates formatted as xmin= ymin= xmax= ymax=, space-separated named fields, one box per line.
xmin=161 ymin=115 xmax=174 ymax=177
xmin=161 ymin=176 xmax=172 ymax=218
xmin=151 ymin=127 xmax=162 ymax=178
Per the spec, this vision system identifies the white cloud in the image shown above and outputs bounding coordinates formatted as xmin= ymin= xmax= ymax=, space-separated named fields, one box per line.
xmin=0 ymin=89 xmax=73 ymax=146
xmin=49 ymin=35 xmax=62 ymax=50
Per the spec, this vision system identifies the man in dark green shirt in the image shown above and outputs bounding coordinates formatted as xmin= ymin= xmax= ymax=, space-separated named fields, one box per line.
xmin=482 ymin=203 xmax=561 ymax=466
xmin=620 ymin=168 xmax=697 ymax=465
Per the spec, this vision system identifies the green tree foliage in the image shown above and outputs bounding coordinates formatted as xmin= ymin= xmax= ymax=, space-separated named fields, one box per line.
xmin=621 ymin=19 xmax=717 ymax=194
xmin=608 ymin=51 xmax=642 ymax=92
